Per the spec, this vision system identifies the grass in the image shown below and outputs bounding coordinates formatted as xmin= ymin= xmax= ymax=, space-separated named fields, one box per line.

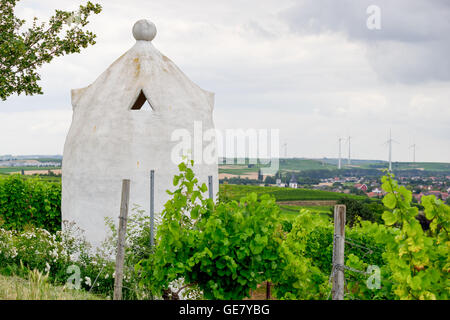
xmin=0 ymin=270 xmax=103 ymax=300
xmin=219 ymin=184 xmax=366 ymax=202
xmin=279 ymin=158 xmax=336 ymax=171
xmin=219 ymin=167 xmax=259 ymax=175
xmin=279 ymin=205 xmax=332 ymax=220
xmin=393 ymin=162 xmax=450 ymax=171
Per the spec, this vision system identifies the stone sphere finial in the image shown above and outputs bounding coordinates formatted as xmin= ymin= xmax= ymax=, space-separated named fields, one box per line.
xmin=132 ymin=19 xmax=157 ymax=41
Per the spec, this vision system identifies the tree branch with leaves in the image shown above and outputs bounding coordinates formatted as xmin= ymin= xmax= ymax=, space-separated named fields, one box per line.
xmin=0 ymin=0 xmax=102 ymax=100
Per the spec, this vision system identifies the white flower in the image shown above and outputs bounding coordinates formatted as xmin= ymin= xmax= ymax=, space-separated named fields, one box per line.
xmin=44 ymin=262 xmax=51 ymax=273
xmin=104 ymin=274 xmax=109 ymax=279
xmin=50 ymin=248 xmax=58 ymax=258
xmin=11 ymin=248 xmax=17 ymax=259
xmin=84 ymin=276 xmax=92 ymax=287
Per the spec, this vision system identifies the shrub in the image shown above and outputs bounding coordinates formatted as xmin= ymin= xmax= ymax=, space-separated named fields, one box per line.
xmin=0 ymin=175 xmax=61 ymax=232
xmin=333 ymin=197 xmax=384 ymax=226
xmin=138 ymin=160 xmax=285 ymax=300
xmin=0 ymin=207 xmax=154 ymax=300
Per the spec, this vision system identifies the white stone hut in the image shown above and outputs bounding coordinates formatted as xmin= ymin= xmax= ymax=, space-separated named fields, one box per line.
xmin=62 ymin=19 xmax=218 ymax=247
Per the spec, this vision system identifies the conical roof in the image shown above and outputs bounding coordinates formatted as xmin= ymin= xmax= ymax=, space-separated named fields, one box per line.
xmin=71 ymin=19 xmax=214 ymax=115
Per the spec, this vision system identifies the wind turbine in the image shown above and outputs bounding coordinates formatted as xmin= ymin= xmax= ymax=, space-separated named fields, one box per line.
xmin=409 ymin=143 xmax=416 ymax=163
xmin=347 ymin=136 xmax=352 ymax=165
xmin=384 ymin=129 xmax=398 ymax=171
xmin=338 ymin=137 xmax=343 ymax=169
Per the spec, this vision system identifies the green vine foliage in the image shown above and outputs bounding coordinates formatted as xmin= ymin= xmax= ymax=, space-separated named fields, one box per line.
xmin=137 ymin=160 xmax=286 ymax=300
xmin=0 ymin=175 xmax=61 ymax=233
xmin=271 ymin=210 xmax=329 ymax=299
xmin=0 ymin=0 xmax=102 ymax=100
xmin=138 ymin=165 xmax=449 ymax=300
xmin=272 ymin=212 xmax=390 ymax=300
xmin=378 ymin=172 xmax=449 ymax=299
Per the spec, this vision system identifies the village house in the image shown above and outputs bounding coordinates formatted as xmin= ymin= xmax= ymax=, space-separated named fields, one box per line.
xmin=289 ymin=174 xmax=298 ymax=189
xmin=354 ymin=183 xmax=368 ymax=192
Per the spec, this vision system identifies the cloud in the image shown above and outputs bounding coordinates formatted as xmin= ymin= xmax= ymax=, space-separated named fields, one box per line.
xmin=0 ymin=0 xmax=449 ymax=162
xmin=281 ymin=0 xmax=450 ymax=83
xmin=0 ymin=110 xmax=72 ymax=155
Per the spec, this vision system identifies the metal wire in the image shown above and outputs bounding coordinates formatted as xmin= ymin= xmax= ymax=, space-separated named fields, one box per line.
xmin=89 ymin=264 xmax=105 ymax=293
xmin=328 ymin=233 xmax=386 ymax=299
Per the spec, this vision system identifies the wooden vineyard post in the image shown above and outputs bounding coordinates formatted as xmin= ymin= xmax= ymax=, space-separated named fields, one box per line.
xmin=114 ymin=179 xmax=131 ymax=300
xmin=332 ymin=204 xmax=346 ymax=300
xmin=266 ymin=281 xmax=271 ymax=300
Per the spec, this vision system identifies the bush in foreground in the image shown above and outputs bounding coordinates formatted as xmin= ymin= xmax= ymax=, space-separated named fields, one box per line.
xmin=0 ymin=175 xmax=61 ymax=232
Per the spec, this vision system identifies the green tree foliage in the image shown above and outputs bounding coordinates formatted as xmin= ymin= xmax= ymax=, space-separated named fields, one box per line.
xmin=334 ymin=197 xmax=384 ymax=226
xmin=257 ymin=169 xmax=263 ymax=181
xmin=0 ymin=175 xmax=61 ymax=232
xmin=138 ymin=161 xmax=285 ymax=299
xmin=0 ymin=0 xmax=102 ymax=100
xmin=263 ymin=175 xmax=277 ymax=185
xmin=219 ymin=176 xmax=260 ymax=185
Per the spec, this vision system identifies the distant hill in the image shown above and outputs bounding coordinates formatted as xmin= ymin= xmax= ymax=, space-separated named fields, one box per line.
xmin=0 ymin=155 xmax=62 ymax=161
xmin=319 ymin=158 xmax=450 ymax=172
xmin=219 ymin=184 xmax=366 ymax=202
xmin=219 ymin=157 xmax=450 ymax=177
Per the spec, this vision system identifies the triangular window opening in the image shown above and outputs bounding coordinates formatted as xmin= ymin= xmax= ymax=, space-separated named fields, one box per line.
xmin=131 ymin=90 xmax=153 ymax=111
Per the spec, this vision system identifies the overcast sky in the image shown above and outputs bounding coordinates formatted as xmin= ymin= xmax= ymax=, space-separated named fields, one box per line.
xmin=1 ymin=0 xmax=449 ymax=162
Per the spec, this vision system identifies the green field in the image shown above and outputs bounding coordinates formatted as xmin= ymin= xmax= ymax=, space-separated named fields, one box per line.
xmin=0 ymin=166 xmax=60 ymax=174
xmin=278 ymin=158 xmax=336 ymax=171
xmin=386 ymin=162 xmax=450 ymax=172
xmin=219 ymin=184 xmax=366 ymax=202
xmin=219 ymin=159 xmax=336 ymax=173
xmin=219 ymin=166 xmax=258 ymax=175
xmin=0 ymin=171 xmax=61 ymax=183
xmin=322 ymin=159 xmax=450 ymax=172
xmin=279 ymin=204 xmax=332 ymax=220
xmin=220 ymin=158 xmax=450 ymax=174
